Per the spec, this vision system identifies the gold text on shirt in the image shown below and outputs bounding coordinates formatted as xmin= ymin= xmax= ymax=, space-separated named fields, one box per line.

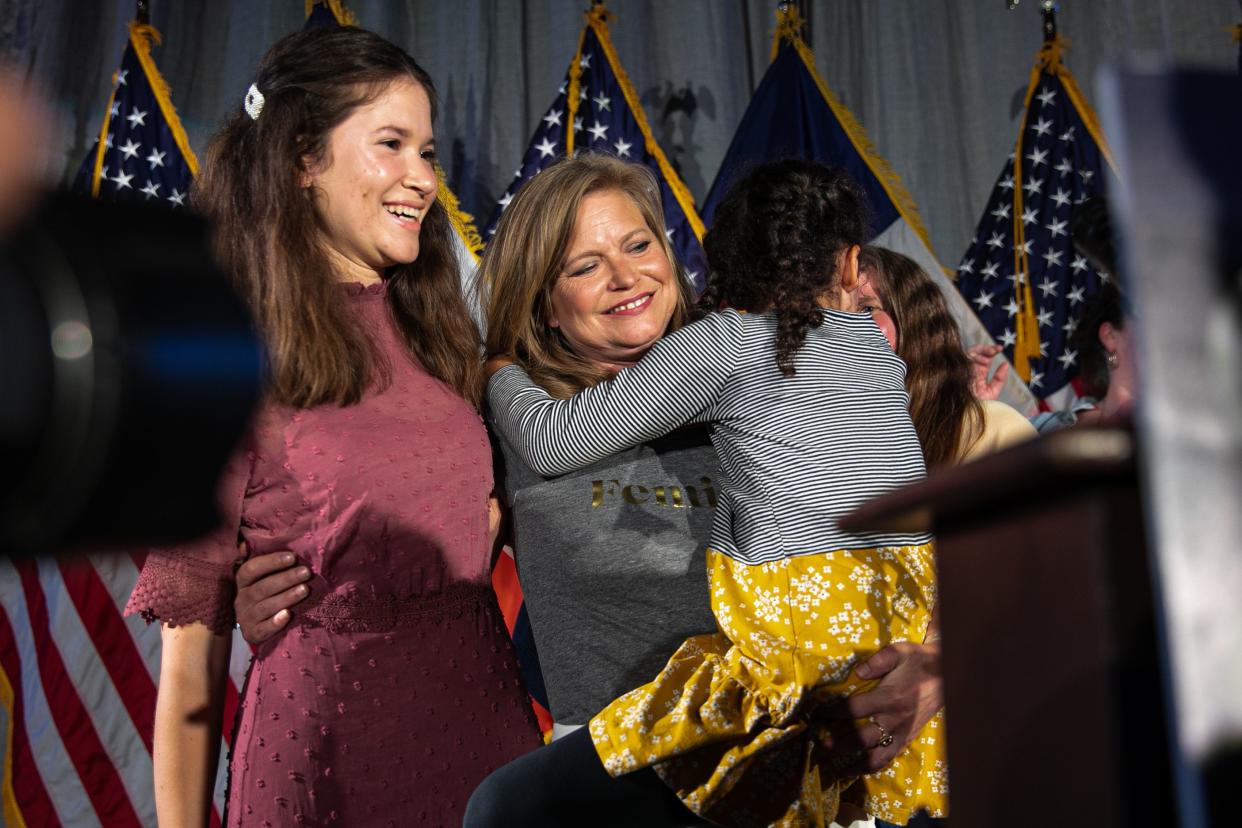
xmin=590 ymin=476 xmax=718 ymax=509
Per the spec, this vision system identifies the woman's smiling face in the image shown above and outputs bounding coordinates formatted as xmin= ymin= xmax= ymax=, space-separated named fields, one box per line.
xmin=305 ymin=77 xmax=438 ymax=283
xmin=547 ymin=188 xmax=679 ymax=371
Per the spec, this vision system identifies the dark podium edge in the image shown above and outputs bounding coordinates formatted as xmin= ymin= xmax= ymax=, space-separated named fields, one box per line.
xmin=840 ymin=425 xmax=1176 ymax=827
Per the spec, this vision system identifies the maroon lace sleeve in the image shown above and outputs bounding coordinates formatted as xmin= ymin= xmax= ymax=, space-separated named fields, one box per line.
xmin=124 ymin=439 xmax=254 ymax=634
xmin=126 ymin=552 xmax=239 ymax=634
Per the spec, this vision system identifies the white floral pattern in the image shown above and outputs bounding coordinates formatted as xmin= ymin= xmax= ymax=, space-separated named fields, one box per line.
xmin=589 ymin=545 xmax=946 ymax=827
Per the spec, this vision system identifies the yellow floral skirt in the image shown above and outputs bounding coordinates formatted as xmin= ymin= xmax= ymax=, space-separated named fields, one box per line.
xmin=589 ymin=545 xmax=947 ymax=827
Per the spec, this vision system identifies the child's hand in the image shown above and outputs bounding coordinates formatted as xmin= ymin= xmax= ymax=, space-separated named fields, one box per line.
xmin=485 ymin=356 xmax=516 ymax=377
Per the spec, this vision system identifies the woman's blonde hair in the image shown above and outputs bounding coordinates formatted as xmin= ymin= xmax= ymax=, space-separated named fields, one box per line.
xmin=479 ymin=153 xmax=695 ymax=398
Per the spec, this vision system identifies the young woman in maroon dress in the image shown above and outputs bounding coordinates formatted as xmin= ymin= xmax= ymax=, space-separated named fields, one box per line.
xmin=125 ymin=26 xmax=541 ymax=827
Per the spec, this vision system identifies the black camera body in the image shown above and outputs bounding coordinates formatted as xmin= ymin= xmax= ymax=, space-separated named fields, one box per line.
xmin=0 ymin=192 xmax=261 ymax=555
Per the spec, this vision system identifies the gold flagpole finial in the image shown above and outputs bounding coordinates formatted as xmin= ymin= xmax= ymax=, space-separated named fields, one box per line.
xmin=305 ymin=1 xmax=358 ymax=26
xmin=586 ymin=1 xmax=612 ymax=27
xmin=1040 ymin=1 xmax=1058 ymax=43
xmin=772 ymin=2 xmax=806 ymax=62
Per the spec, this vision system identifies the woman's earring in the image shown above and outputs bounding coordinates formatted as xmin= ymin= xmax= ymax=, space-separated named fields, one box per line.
xmin=1106 ymin=351 xmax=1119 ymax=370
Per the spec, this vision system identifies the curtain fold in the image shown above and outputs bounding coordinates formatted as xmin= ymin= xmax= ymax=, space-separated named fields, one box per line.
xmin=6 ymin=0 xmax=1235 ymax=266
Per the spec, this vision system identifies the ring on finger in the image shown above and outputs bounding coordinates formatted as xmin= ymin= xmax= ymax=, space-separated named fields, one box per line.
xmin=870 ymin=716 xmax=895 ymax=748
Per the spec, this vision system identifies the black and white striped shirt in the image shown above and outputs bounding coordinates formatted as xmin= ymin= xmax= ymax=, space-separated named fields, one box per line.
xmin=488 ymin=308 xmax=933 ymax=565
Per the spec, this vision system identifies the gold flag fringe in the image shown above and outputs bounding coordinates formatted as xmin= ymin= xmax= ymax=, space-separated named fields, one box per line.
xmin=563 ymin=19 xmax=590 ymax=158
xmin=304 ymin=0 xmax=358 ymax=26
xmin=0 ymin=666 xmax=25 ymax=828
xmin=435 ymin=165 xmax=484 ymax=261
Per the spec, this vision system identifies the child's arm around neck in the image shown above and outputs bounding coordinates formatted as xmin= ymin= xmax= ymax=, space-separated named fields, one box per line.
xmin=486 ymin=311 xmax=744 ymax=477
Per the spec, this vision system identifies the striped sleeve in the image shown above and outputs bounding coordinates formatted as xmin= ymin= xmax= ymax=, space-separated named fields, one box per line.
xmin=487 ymin=311 xmax=742 ymax=477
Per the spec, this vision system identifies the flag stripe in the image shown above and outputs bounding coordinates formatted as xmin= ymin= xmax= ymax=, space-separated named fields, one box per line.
xmin=13 ymin=560 xmax=142 ymax=827
xmin=34 ymin=560 xmax=155 ymax=825
xmin=221 ymin=668 xmax=240 ymax=750
xmin=490 ymin=547 xmax=523 ymax=624
xmin=0 ymin=605 xmax=55 ymax=828
xmin=0 ymin=561 xmax=98 ymax=827
xmin=81 ymin=551 xmax=252 ymax=824
xmin=57 ymin=561 xmax=157 ymax=752
xmin=87 ymin=554 xmax=160 ymax=683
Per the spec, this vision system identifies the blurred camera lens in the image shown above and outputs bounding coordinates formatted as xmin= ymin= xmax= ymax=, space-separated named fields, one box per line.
xmin=0 ymin=191 xmax=261 ymax=556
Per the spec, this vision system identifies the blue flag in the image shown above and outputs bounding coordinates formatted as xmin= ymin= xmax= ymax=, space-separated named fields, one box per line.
xmin=703 ymin=6 xmax=1035 ymax=412
xmin=486 ymin=5 xmax=707 ymax=294
xmin=954 ymin=36 xmax=1112 ymax=401
xmin=72 ymin=22 xmax=197 ymax=208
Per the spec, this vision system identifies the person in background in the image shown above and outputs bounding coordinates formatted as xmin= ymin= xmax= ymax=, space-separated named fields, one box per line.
xmin=854 ymin=246 xmax=1036 ymax=465
xmin=1029 ymin=281 xmax=1133 ymax=431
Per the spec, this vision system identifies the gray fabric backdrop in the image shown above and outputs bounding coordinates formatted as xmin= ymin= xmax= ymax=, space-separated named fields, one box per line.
xmin=1 ymin=0 xmax=1236 ymax=268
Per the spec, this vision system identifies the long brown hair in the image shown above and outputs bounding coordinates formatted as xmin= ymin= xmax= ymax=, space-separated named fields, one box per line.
xmin=860 ymin=246 xmax=983 ymax=469
xmin=193 ymin=26 xmax=482 ymax=408
xmin=478 ymin=153 xmax=695 ymax=398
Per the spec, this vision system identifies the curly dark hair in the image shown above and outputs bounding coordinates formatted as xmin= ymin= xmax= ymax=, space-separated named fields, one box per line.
xmin=700 ymin=159 xmax=870 ymax=376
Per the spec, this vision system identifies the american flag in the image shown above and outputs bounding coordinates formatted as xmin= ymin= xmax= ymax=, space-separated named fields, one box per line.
xmin=0 ymin=554 xmax=252 ymax=827
xmin=71 ymin=23 xmax=197 ymax=207
xmin=485 ymin=5 xmax=708 ymax=294
xmin=954 ymin=36 xmax=1113 ymax=401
